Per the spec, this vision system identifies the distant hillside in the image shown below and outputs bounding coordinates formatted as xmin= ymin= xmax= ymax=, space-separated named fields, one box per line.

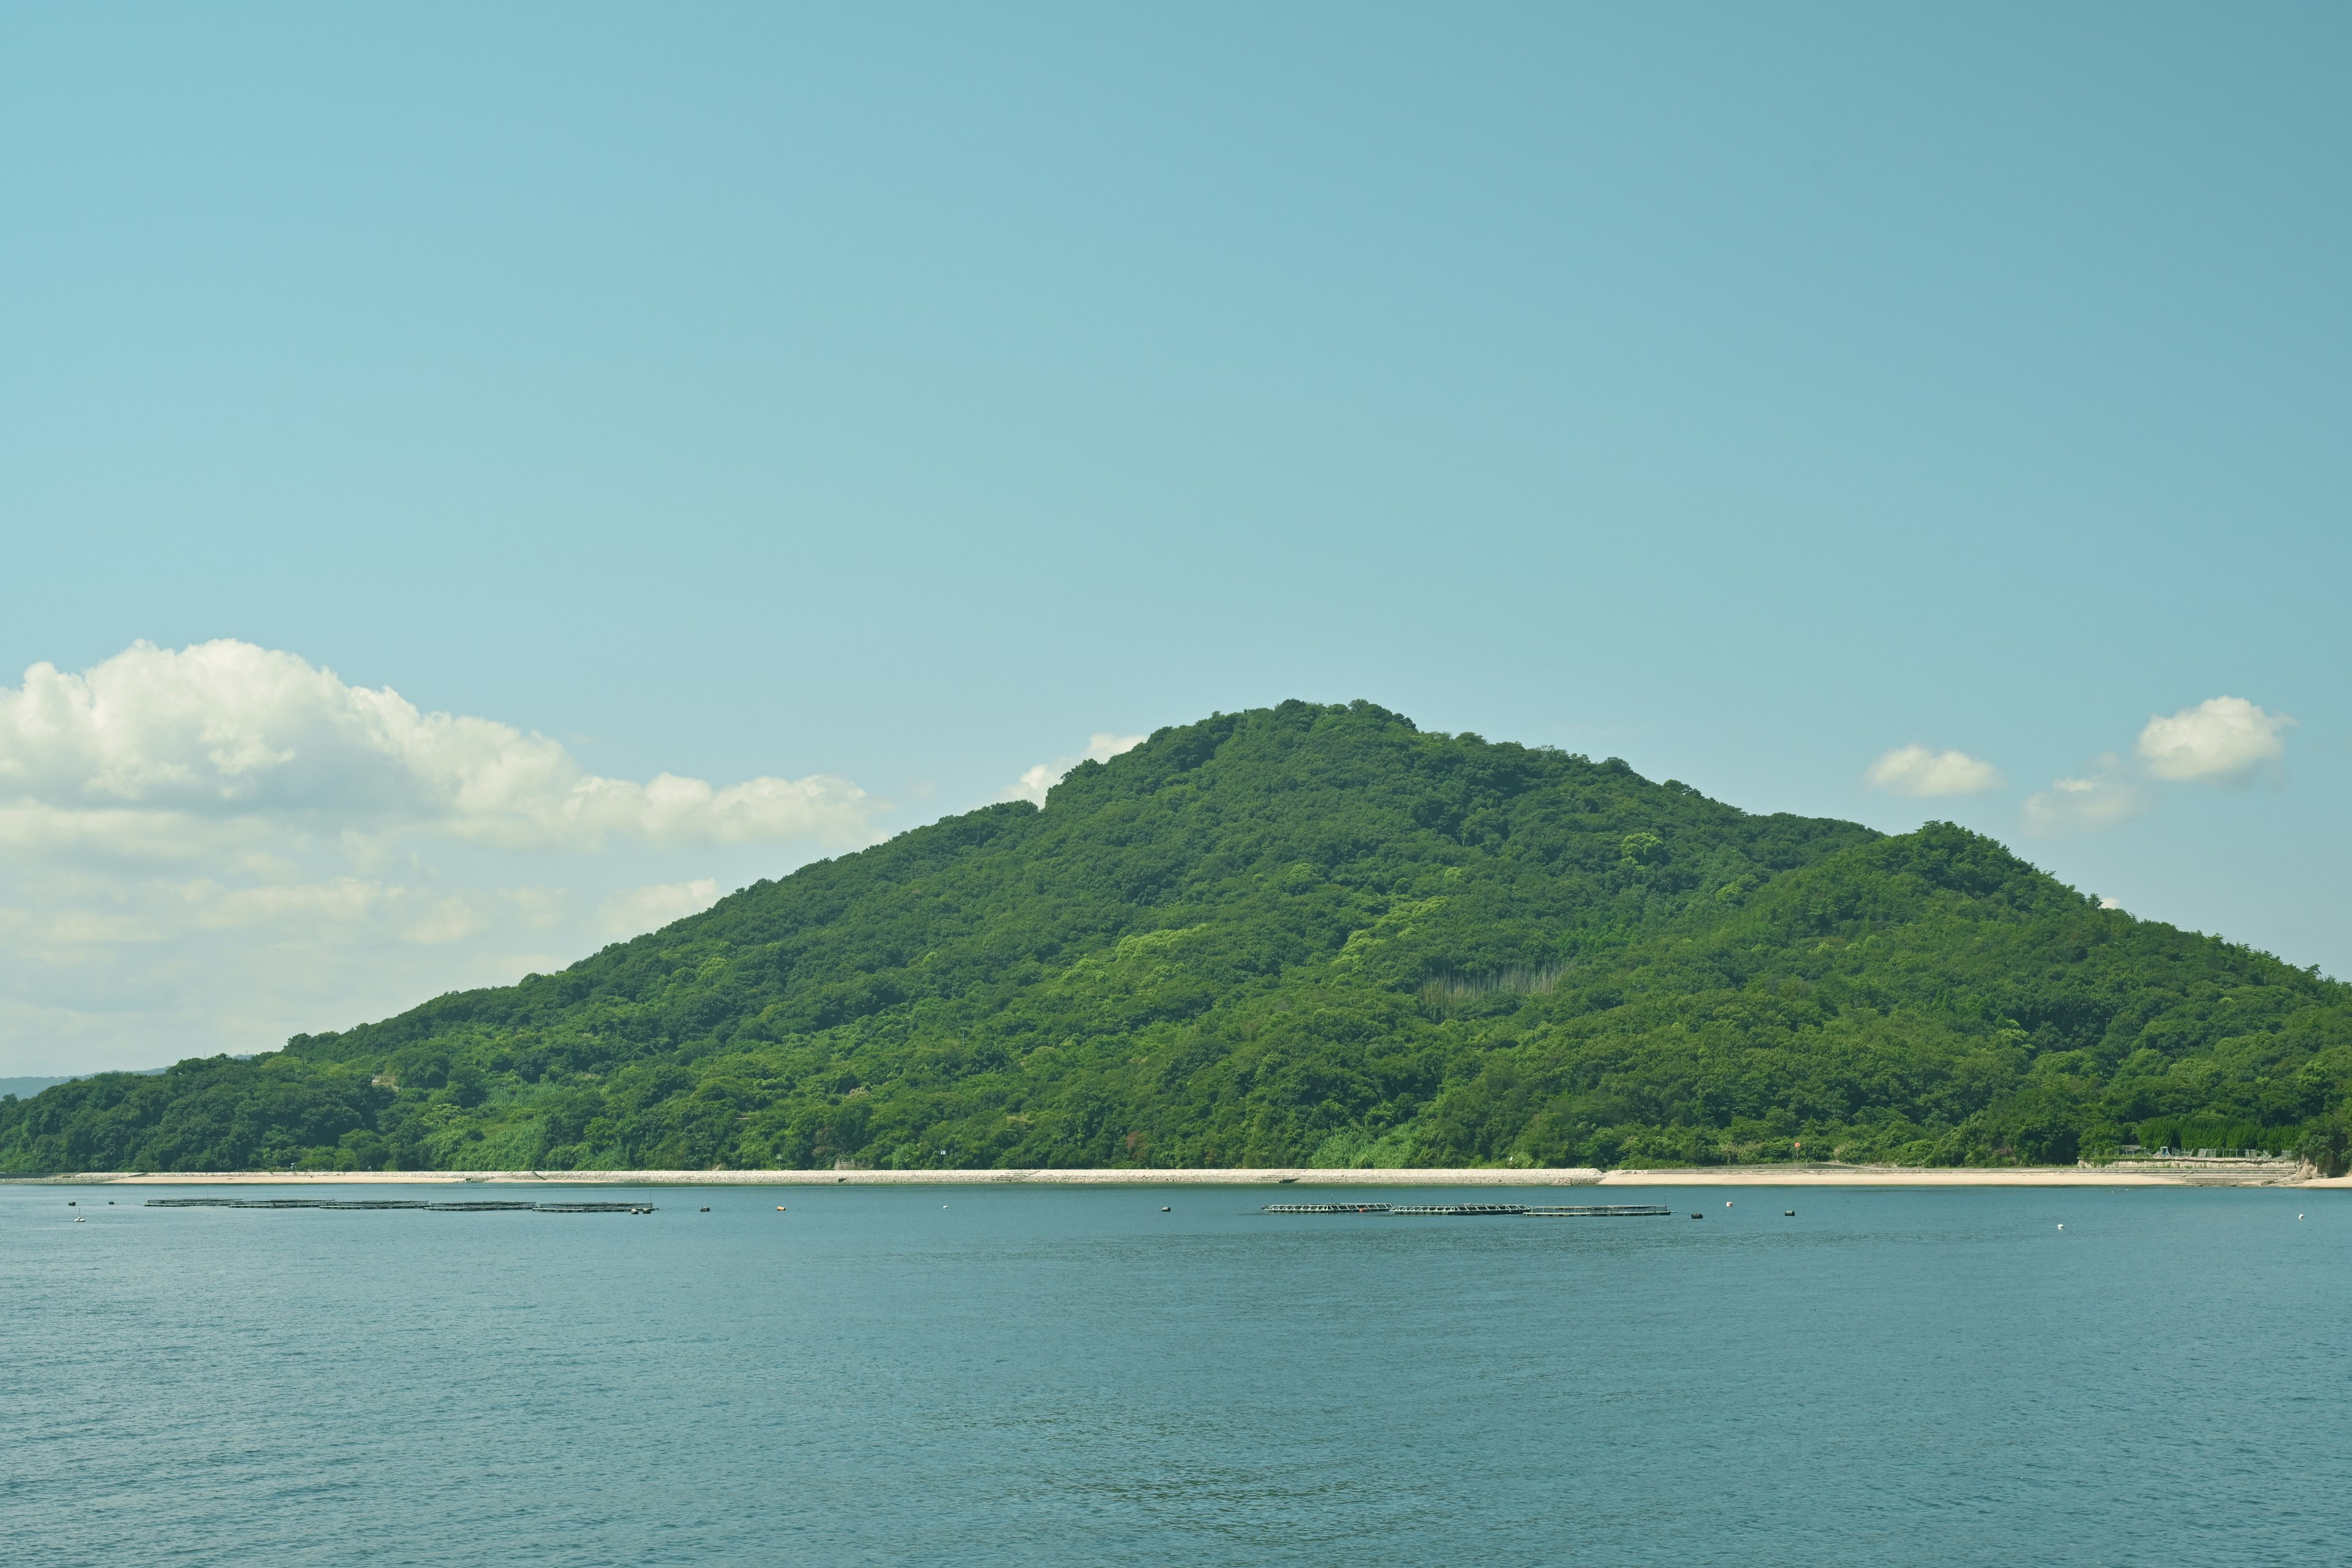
xmin=0 ymin=1066 xmax=162 ymax=1103
xmin=0 ymin=1077 xmax=78 ymax=1102
xmin=5 ymin=700 xmax=2347 ymax=1174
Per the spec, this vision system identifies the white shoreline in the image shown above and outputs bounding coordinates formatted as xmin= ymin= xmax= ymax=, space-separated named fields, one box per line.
xmin=20 ymin=1164 xmax=2340 ymax=1188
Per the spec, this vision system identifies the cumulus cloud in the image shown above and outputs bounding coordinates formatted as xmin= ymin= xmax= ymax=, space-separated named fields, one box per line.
xmin=2012 ymin=694 xmax=2296 ymax=840
xmin=0 ymin=639 xmax=879 ymax=851
xmin=2022 ymin=756 xmax=2152 ymax=836
xmin=0 ymin=641 xmax=886 ymax=1073
xmin=1007 ymin=731 xmax=1147 ymax=806
xmin=2133 ymin=696 xmax=2296 ymax=785
xmin=599 ymin=878 xmax=722 ymax=941
xmin=1862 ymin=744 xmax=2005 ymax=797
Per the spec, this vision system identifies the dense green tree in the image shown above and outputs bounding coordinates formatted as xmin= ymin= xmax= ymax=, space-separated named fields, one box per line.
xmin=6 ymin=700 xmax=2347 ymax=1174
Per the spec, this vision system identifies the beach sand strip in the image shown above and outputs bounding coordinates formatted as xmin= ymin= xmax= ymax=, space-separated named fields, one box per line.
xmin=21 ymin=1163 xmax=2334 ymax=1188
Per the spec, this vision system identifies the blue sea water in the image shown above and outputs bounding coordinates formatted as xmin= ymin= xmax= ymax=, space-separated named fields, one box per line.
xmin=4 ymin=1182 xmax=2346 ymax=1567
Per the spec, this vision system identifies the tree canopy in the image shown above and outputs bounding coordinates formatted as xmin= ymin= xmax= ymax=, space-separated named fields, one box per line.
xmin=6 ymin=699 xmax=2347 ymax=1174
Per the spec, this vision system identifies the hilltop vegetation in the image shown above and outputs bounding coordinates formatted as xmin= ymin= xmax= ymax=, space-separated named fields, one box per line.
xmin=5 ymin=700 xmax=2348 ymax=1174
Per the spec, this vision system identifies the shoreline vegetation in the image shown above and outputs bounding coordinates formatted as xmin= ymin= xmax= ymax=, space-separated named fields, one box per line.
xmin=7 ymin=703 xmax=2349 ymax=1180
xmin=20 ymin=1162 xmax=2345 ymax=1188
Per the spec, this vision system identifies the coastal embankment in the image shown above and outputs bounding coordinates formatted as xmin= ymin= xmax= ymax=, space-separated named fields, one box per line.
xmin=24 ymin=1162 xmax=2340 ymax=1188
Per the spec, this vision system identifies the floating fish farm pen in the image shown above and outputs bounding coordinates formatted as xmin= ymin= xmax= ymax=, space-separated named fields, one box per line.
xmin=142 ymin=1213 xmax=658 ymax=1222
xmin=1261 ymin=1202 xmax=1673 ymax=1218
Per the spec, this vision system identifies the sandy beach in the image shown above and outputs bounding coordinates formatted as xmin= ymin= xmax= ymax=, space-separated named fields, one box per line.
xmin=24 ymin=1162 xmax=2339 ymax=1188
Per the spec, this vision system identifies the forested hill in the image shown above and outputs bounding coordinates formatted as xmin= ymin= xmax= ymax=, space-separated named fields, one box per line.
xmin=6 ymin=699 xmax=2349 ymax=1175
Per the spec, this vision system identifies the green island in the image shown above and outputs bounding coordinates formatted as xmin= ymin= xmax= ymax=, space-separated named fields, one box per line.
xmin=4 ymin=700 xmax=2348 ymax=1175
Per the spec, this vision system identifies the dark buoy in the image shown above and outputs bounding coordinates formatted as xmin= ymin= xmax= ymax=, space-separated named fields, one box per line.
xmin=67 ymin=1201 xmax=75 ymax=1207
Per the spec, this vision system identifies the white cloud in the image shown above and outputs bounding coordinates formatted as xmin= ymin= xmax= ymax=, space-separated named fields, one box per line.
xmin=1008 ymin=763 xmax=1063 ymax=806
xmin=598 ymin=878 xmax=722 ymax=941
xmin=1006 ymin=731 xmax=1147 ymax=806
xmin=1862 ymin=744 xmax=2005 ymax=797
xmin=2133 ymin=696 xmax=2295 ymax=785
xmin=2012 ymin=695 xmax=2295 ymax=840
xmin=2022 ymin=755 xmax=2152 ymax=836
xmin=0 ymin=639 xmax=880 ymax=851
xmin=0 ymin=641 xmax=886 ymax=1074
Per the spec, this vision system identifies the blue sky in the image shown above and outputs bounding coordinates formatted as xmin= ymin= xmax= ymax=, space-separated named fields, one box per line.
xmin=2 ymin=4 xmax=2346 ymax=1073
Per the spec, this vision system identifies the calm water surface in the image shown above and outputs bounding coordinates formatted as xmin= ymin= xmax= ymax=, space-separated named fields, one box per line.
xmin=4 ymin=1182 xmax=2346 ymax=1567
